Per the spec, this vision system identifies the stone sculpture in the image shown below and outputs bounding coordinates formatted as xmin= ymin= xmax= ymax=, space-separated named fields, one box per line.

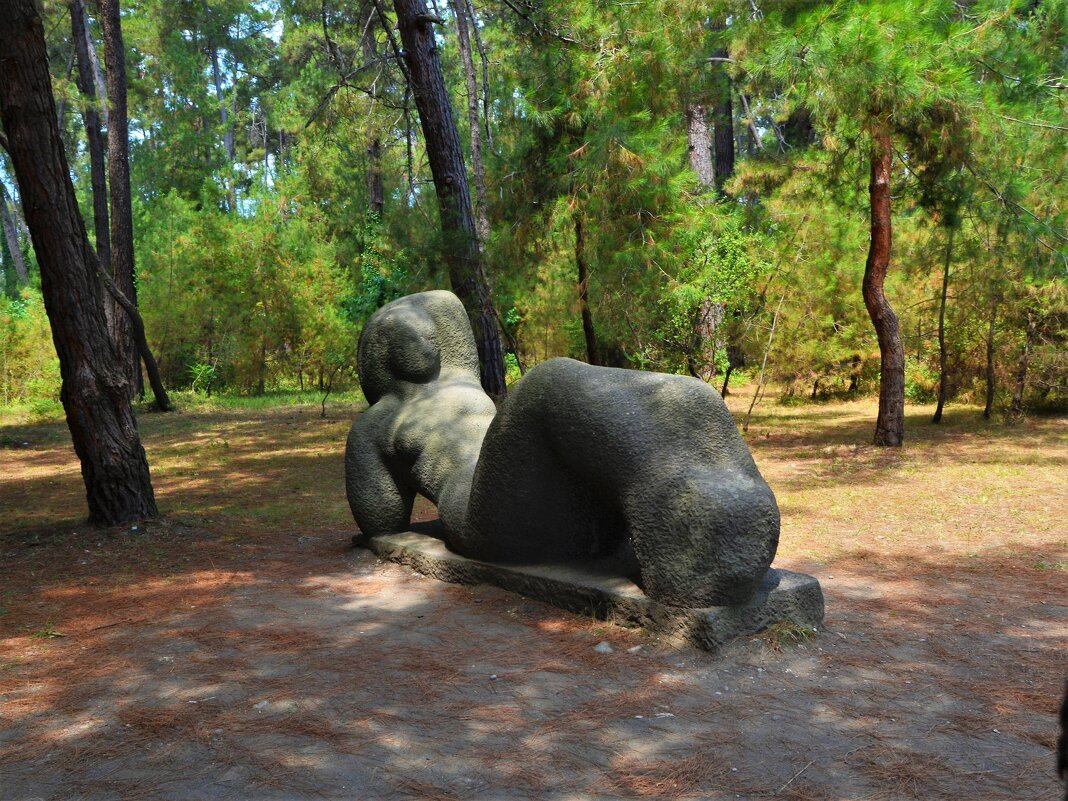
xmin=346 ymin=290 xmax=781 ymax=608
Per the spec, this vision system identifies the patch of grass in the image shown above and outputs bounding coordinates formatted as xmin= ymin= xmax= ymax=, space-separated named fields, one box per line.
xmin=144 ymin=388 xmax=366 ymax=414
xmin=757 ymin=621 xmax=818 ymax=652
xmin=1033 ymin=559 xmax=1067 ymax=571
xmin=24 ymin=620 xmax=64 ymax=639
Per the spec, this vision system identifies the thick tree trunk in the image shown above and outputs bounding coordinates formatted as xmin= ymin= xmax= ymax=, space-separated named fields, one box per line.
xmin=686 ymin=102 xmax=722 ymax=380
xmin=70 ymin=0 xmax=111 ymax=275
xmin=932 ymin=226 xmax=954 ymax=424
xmin=983 ymin=295 xmax=997 ymax=419
xmin=0 ymin=182 xmax=28 ymax=283
xmin=100 ymin=0 xmax=141 ymax=396
xmin=0 ymin=0 xmax=157 ymax=523
xmin=1010 ymin=309 xmax=1035 ymax=417
xmin=686 ymin=104 xmax=715 ymax=189
xmin=863 ymin=123 xmax=904 ymax=446
xmin=574 ymin=214 xmax=599 ymax=366
xmin=449 ymin=0 xmax=490 ymax=244
xmin=393 ymin=0 xmax=506 ymax=396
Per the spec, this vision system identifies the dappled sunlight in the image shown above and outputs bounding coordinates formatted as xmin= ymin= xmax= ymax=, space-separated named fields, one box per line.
xmin=1 ymin=400 xmax=1064 ymax=799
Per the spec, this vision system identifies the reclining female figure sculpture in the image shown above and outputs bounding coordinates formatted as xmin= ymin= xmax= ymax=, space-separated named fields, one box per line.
xmin=346 ymin=290 xmax=780 ymax=608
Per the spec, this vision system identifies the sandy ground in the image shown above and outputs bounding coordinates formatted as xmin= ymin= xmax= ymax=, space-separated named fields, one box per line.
xmin=1 ymin=400 xmax=1065 ymax=800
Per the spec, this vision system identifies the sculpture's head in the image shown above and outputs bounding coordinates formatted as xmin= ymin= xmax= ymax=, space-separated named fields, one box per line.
xmin=357 ymin=290 xmax=481 ymax=403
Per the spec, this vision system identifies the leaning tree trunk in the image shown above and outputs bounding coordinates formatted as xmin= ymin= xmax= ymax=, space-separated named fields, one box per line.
xmin=100 ymin=0 xmax=141 ymax=396
xmin=863 ymin=122 xmax=904 ymax=446
xmin=932 ymin=225 xmax=954 ymax=424
xmin=0 ymin=0 xmax=157 ymax=524
xmin=393 ymin=0 xmax=506 ymax=396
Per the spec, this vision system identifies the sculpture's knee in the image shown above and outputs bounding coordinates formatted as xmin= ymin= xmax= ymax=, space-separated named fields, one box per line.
xmin=625 ymin=465 xmax=779 ymax=607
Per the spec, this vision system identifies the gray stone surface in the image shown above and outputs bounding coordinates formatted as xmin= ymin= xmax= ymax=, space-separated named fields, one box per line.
xmin=347 ymin=290 xmax=794 ymax=611
xmin=457 ymin=357 xmax=781 ymax=607
xmin=366 ymin=529 xmax=825 ymax=653
xmin=345 ymin=291 xmax=496 ymax=540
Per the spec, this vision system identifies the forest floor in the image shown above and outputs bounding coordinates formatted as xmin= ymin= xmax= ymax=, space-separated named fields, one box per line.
xmin=0 ymin=391 xmax=1065 ymax=801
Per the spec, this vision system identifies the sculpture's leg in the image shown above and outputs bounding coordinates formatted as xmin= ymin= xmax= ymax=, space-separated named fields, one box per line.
xmin=623 ymin=464 xmax=780 ymax=607
xmin=345 ymin=419 xmax=415 ymax=541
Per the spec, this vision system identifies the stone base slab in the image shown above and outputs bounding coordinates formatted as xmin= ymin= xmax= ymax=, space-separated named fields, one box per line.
xmin=363 ymin=530 xmax=825 ymax=653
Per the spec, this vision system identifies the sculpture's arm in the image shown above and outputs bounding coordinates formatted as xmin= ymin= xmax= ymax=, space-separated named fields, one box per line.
xmin=345 ymin=416 xmax=415 ymax=541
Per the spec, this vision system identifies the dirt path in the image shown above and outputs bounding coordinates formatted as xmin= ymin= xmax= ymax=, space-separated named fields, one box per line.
xmin=1 ymin=401 xmax=1065 ymax=800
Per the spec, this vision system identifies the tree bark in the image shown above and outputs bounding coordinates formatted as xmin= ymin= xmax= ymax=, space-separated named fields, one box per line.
xmin=69 ymin=0 xmax=111 ymax=274
xmin=686 ymin=104 xmax=715 ymax=189
xmin=709 ymin=43 xmax=734 ymax=194
xmin=983 ymin=294 xmax=997 ymax=420
xmin=367 ymin=136 xmax=384 ymax=216
xmin=393 ymin=0 xmax=506 ymax=396
xmin=0 ymin=182 xmax=28 ymax=284
xmin=574 ymin=214 xmax=599 ymax=366
xmin=209 ymin=39 xmax=237 ymax=210
xmin=100 ymin=0 xmax=141 ymax=396
xmin=932 ymin=225 xmax=954 ymax=424
xmin=449 ymin=0 xmax=490 ymax=244
xmin=863 ymin=122 xmax=904 ymax=446
xmin=686 ymin=102 xmax=722 ymax=380
xmin=0 ymin=0 xmax=158 ymax=524
xmin=465 ymin=0 xmax=492 ymax=149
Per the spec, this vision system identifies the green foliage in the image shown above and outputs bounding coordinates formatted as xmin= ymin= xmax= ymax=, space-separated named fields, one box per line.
xmin=0 ymin=292 xmax=60 ymax=408
xmin=2 ymin=0 xmax=1062 ymax=420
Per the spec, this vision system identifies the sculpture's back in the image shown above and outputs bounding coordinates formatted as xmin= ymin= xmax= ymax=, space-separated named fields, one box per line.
xmin=459 ymin=358 xmax=780 ymax=607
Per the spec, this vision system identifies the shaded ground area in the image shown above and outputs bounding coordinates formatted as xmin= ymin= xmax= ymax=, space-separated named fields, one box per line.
xmin=1 ymin=395 xmax=1065 ymax=800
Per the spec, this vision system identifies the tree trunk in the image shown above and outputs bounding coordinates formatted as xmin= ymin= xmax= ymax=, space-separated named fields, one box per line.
xmin=983 ymin=294 xmax=997 ymax=420
xmin=863 ymin=122 xmax=904 ymax=446
xmin=686 ymin=102 xmax=722 ymax=380
xmin=367 ymin=136 xmax=384 ymax=216
xmin=70 ymin=0 xmax=111 ymax=274
xmin=209 ymin=40 xmax=237 ymax=210
xmin=465 ymin=0 xmax=492 ymax=149
xmin=709 ymin=43 xmax=734 ymax=194
xmin=1010 ymin=309 xmax=1035 ymax=417
xmin=0 ymin=0 xmax=157 ymax=524
xmin=100 ymin=0 xmax=141 ymax=396
xmin=393 ymin=0 xmax=506 ymax=396
xmin=449 ymin=0 xmax=490 ymax=244
xmin=574 ymin=214 xmax=599 ymax=366
xmin=932 ymin=225 xmax=954 ymax=424
xmin=686 ymin=104 xmax=715 ymax=189
xmin=0 ymin=182 xmax=28 ymax=283
xmin=720 ymin=364 xmax=733 ymax=398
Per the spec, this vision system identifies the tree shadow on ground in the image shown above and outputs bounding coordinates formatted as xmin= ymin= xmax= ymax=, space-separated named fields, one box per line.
xmin=0 ymin=519 xmax=1063 ymax=800
xmin=1 ymin=402 xmax=1063 ymax=800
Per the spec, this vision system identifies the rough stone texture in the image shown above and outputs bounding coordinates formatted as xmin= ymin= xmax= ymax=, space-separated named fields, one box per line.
xmin=345 ymin=291 xmax=496 ymax=540
xmin=367 ymin=527 xmax=824 ymax=653
xmin=347 ymin=290 xmax=790 ymax=610
xmin=458 ymin=358 xmax=780 ymax=607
